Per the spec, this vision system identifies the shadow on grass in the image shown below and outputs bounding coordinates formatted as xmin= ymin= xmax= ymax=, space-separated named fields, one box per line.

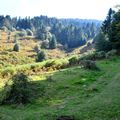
xmin=0 ymin=67 xmax=102 ymax=120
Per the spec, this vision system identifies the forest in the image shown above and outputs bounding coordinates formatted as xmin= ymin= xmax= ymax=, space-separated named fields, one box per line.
xmin=0 ymin=15 xmax=101 ymax=48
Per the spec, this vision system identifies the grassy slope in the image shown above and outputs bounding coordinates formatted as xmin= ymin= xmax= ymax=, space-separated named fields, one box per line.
xmin=0 ymin=57 xmax=120 ymax=120
xmin=0 ymin=32 xmax=65 ymax=67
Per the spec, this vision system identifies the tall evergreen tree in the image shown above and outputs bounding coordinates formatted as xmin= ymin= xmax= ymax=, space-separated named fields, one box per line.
xmin=49 ymin=35 xmax=57 ymax=49
xmin=109 ymin=9 xmax=120 ymax=50
xmin=94 ymin=31 xmax=112 ymax=52
xmin=102 ymin=8 xmax=114 ymax=35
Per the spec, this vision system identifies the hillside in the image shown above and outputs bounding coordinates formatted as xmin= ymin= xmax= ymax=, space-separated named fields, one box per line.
xmin=0 ymin=15 xmax=101 ymax=49
xmin=0 ymin=30 xmax=94 ymax=67
xmin=0 ymin=56 xmax=120 ymax=120
xmin=0 ymin=7 xmax=120 ymax=120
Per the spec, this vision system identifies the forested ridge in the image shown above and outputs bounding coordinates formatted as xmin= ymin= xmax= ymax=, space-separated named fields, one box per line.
xmin=0 ymin=15 xmax=101 ymax=48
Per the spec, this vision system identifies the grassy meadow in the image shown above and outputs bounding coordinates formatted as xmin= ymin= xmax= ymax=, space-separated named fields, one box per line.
xmin=0 ymin=31 xmax=120 ymax=120
xmin=0 ymin=55 xmax=120 ymax=120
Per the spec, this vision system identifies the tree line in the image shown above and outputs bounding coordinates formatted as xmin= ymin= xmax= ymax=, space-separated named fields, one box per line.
xmin=95 ymin=7 xmax=120 ymax=52
xmin=0 ymin=15 xmax=101 ymax=48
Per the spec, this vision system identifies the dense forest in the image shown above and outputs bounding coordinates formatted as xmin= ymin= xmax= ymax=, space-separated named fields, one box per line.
xmin=0 ymin=15 xmax=101 ymax=48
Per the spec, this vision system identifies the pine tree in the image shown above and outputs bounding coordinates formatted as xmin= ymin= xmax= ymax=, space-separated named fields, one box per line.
xmin=95 ymin=31 xmax=112 ymax=52
xmin=109 ymin=9 xmax=120 ymax=50
xmin=102 ymin=8 xmax=114 ymax=35
xmin=49 ymin=35 xmax=57 ymax=49
xmin=36 ymin=51 xmax=46 ymax=62
xmin=13 ymin=43 xmax=20 ymax=52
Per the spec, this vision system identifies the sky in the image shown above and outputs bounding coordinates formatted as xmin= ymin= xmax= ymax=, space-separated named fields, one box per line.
xmin=0 ymin=0 xmax=120 ymax=20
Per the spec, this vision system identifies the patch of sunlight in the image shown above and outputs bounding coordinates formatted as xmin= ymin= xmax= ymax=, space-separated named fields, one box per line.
xmin=48 ymin=99 xmax=64 ymax=106
xmin=29 ymin=73 xmax=54 ymax=81
xmin=29 ymin=75 xmax=46 ymax=81
xmin=81 ymin=78 xmax=87 ymax=81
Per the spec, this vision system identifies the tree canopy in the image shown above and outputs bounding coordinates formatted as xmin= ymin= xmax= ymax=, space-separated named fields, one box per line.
xmin=95 ymin=8 xmax=120 ymax=52
xmin=0 ymin=15 xmax=101 ymax=48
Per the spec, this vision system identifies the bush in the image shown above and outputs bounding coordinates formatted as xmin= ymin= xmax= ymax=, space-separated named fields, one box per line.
xmin=45 ymin=61 xmax=56 ymax=67
xmin=36 ymin=51 xmax=46 ymax=62
xmin=79 ymin=53 xmax=96 ymax=61
xmin=41 ymin=40 xmax=49 ymax=49
xmin=105 ymin=49 xmax=117 ymax=59
xmin=45 ymin=60 xmax=69 ymax=70
xmin=68 ymin=56 xmax=79 ymax=65
xmin=80 ymin=60 xmax=99 ymax=70
xmin=1 ymin=73 xmax=31 ymax=104
xmin=1 ymin=68 xmax=15 ymax=78
xmin=34 ymin=45 xmax=40 ymax=53
xmin=13 ymin=43 xmax=20 ymax=52
xmin=26 ymin=29 xmax=33 ymax=36
xmin=95 ymin=51 xmax=106 ymax=60
xmin=17 ymin=29 xmax=27 ymax=37
xmin=79 ymin=51 xmax=106 ymax=61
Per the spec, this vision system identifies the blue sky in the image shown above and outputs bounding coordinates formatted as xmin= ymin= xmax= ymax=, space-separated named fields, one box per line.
xmin=0 ymin=0 xmax=120 ymax=20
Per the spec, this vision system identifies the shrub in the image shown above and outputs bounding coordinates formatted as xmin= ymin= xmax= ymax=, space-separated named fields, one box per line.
xmin=68 ymin=56 xmax=79 ymax=65
xmin=105 ymin=49 xmax=117 ymax=59
xmin=1 ymin=68 xmax=15 ymax=78
xmin=13 ymin=43 xmax=20 ymax=52
xmin=1 ymin=73 xmax=31 ymax=104
xmin=60 ymin=60 xmax=69 ymax=69
xmin=79 ymin=51 xmax=106 ymax=61
xmin=34 ymin=45 xmax=40 ymax=53
xmin=26 ymin=29 xmax=33 ymax=36
xmin=80 ymin=60 xmax=99 ymax=70
xmin=45 ymin=60 xmax=69 ymax=70
xmin=45 ymin=61 xmax=56 ymax=67
xmin=41 ymin=40 xmax=49 ymax=49
xmin=36 ymin=51 xmax=46 ymax=62
xmin=95 ymin=51 xmax=106 ymax=60
xmin=79 ymin=53 xmax=96 ymax=61
xmin=17 ymin=29 xmax=27 ymax=37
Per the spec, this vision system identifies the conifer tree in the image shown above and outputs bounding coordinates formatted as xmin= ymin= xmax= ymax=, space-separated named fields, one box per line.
xmin=49 ymin=35 xmax=57 ymax=49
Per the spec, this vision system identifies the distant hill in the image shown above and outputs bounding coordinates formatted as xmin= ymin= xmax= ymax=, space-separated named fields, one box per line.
xmin=0 ymin=15 xmax=101 ymax=48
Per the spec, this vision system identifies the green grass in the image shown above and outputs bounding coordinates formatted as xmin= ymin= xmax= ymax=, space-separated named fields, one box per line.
xmin=0 ymin=56 xmax=120 ymax=120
